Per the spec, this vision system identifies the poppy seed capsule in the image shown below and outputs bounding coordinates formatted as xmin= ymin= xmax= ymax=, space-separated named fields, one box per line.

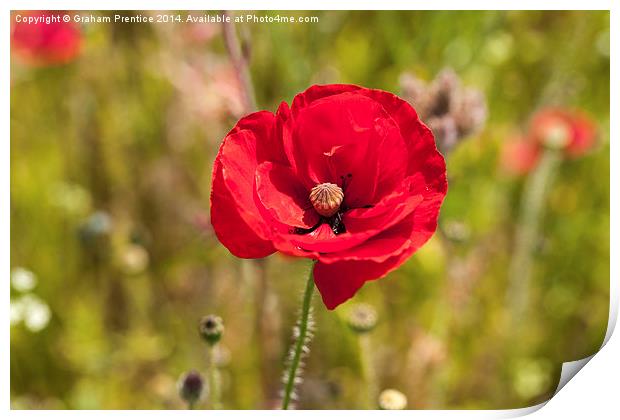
xmin=309 ymin=183 xmax=344 ymax=217
xmin=199 ymin=315 xmax=224 ymax=346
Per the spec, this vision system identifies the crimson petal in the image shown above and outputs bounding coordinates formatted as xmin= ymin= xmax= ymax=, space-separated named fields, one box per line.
xmin=210 ymin=111 xmax=281 ymax=257
xmin=255 ymin=162 xmax=319 ymax=229
xmin=357 ymin=88 xmax=446 ymax=186
xmin=211 ymin=158 xmax=275 ymax=258
xmin=283 ymin=86 xmax=410 ymax=206
xmin=313 ymin=248 xmax=413 ymax=310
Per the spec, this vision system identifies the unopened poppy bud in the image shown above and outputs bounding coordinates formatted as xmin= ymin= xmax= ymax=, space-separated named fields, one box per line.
xmin=378 ymin=389 xmax=407 ymax=410
xmin=309 ymin=183 xmax=344 ymax=217
xmin=346 ymin=303 xmax=377 ymax=333
xmin=199 ymin=315 xmax=224 ymax=346
xmin=177 ymin=370 xmax=205 ymax=406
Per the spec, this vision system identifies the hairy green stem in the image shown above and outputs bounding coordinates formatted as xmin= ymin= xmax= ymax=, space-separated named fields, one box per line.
xmin=207 ymin=345 xmax=222 ymax=409
xmin=281 ymin=263 xmax=316 ymax=410
xmin=506 ymin=149 xmax=561 ymax=325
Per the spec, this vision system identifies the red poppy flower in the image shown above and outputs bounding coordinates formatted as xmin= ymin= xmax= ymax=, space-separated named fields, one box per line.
xmin=11 ymin=11 xmax=81 ymax=66
xmin=500 ymin=108 xmax=597 ymax=176
xmin=210 ymin=84 xmax=447 ymax=309
xmin=529 ymin=108 xmax=596 ymax=158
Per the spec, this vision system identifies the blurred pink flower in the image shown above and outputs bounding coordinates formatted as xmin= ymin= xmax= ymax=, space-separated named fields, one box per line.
xmin=163 ymin=57 xmax=244 ymax=121
xmin=183 ymin=17 xmax=220 ymax=44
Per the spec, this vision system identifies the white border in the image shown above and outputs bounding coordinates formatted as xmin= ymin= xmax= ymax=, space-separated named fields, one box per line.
xmin=2 ymin=2 xmax=616 ymax=419
xmin=0 ymin=1 xmax=616 ymax=10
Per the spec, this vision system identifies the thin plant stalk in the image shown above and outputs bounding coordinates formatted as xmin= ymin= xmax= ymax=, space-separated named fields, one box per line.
xmin=358 ymin=334 xmax=377 ymax=409
xmin=222 ymin=12 xmax=281 ymax=404
xmin=281 ymin=263 xmax=316 ymax=410
xmin=252 ymin=258 xmax=282 ymax=401
xmin=221 ymin=10 xmax=257 ymax=113
xmin=503 ymin=15 xmax=583 ymax=328
xmin=506 ymin=149 xmax=561 ymax=325
xmin=207 ymin=345 xmax=222 ymax=409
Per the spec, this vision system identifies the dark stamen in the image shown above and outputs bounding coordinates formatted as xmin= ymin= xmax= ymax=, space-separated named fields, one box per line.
xmin=340 ymin=173 xmax=353 ymax=191
xmin=329 ymin=211 xmax=346 ymax=235
xmin=291 ymin=211 xmax=347 ymax=236
xmin=291 ymin=220 xmax=323 ymax=235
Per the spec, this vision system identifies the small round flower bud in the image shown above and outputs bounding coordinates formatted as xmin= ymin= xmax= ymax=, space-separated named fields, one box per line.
xmin=199 ymin=315 xmax=224 ymax=346
xmin=346 ymin=303 xmax=377 ymax=334
xmin=177 ymin=370 xmax=205 ymax=406
xmin=309 ymin=183 xmax=344 ymax=217
xmin=378 ymin=389 xmax=407 ymax=410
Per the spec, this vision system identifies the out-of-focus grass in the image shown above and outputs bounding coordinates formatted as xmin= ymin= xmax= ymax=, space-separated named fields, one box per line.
xmin=10 ymin=10 xmax=609 ymax=409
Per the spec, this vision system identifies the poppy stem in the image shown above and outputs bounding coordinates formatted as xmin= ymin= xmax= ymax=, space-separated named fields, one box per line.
xmin=221 ymin=10 xmax=258 ymax=114
xmin=281 ymin=262 xmax=316 ymax=409
xmin=207 ymin=345 xmax=222 ymax=409
xmin=506 ymin=148 xmax=561 ymax=326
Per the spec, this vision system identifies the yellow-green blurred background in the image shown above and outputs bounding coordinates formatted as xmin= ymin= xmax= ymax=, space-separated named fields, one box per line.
xmin=10 ymin=10 xmax=609 ymax=409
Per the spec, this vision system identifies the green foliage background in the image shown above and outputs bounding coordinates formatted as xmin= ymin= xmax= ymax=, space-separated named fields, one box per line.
xmin=10 ymin=10 xmax=609 ymax=409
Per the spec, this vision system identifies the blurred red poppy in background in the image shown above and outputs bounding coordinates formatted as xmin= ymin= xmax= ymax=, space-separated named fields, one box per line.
xmin=501 ymin=108 xmax=597 ymax=175
xmin=210 ymin=84 xmax=447 ymax=309
xmin=11 ymin=11 xmax=82 ymax=66
xmin=529 ymin=108 xmax=597 ymax=158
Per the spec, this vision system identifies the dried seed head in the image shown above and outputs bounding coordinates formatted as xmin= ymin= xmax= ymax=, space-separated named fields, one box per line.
xmin=453 ymin=89 xmax=487 ymax=135
xmin=346 ymin=303 xmax=378 ymax=334
xmin=177 ymin=370 xmax=205 ymax=405
xmin=427 ymin=116 xmax=459 ymax=152
xmin=378 ymin=389 xmax=407 ymax=410
xmin=199 ymin=314 xmax=224 ymax=346
xmin=399 ymin=67 xmax=487 ymax=154
xmin=309 ymin=183 xmax=344 ymax=217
